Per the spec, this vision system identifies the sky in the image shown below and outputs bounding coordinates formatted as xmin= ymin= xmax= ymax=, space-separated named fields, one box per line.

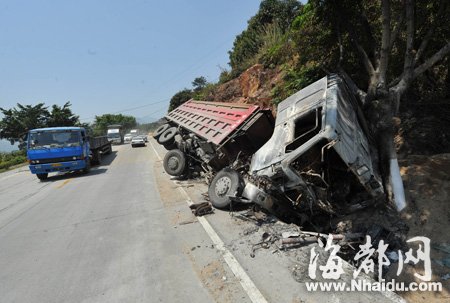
xmin=0 ymin=0 xmax=262 ymax=128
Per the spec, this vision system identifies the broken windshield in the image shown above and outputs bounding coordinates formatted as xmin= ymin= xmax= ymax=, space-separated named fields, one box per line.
xmin=28 ymin=130 xmax=81 ymax=149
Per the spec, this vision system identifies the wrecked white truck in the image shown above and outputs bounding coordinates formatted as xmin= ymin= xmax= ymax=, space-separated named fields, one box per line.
xmin=154 ymin=75 xmax=385 ymax=222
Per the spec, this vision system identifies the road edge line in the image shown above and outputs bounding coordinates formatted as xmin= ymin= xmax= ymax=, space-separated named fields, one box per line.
xmin=149 ymin=139 xmax=268 ymax=303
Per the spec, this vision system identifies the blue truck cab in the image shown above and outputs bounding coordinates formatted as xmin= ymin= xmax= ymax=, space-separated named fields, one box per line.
xmin=27 ymin=127 xmax=111 ymax=180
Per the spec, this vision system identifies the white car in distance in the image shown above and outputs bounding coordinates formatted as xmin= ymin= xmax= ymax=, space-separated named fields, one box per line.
xmin=124 ymin=133 xmax=133 ymax=143
xmin=131 ymin=136 xmax=146 ymax=148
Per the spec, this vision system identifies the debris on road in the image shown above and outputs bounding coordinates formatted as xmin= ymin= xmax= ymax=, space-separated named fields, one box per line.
xmin=189 ymin=202 xmax=214 ymax=216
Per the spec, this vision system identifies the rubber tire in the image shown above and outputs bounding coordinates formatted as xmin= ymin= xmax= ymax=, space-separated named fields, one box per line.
xmin=104 ymin=144 xmax=112 ymax=155
xmin=82 ymin=159 xmax=91 ymax=174
xmin=163 ymin=149 xmax=187 ymax=176
xmin=208 ymin=168 xmax=244 ymax=209
xmin=153 ymin=124 xmax=170 ymax=139
xmin=158 ymin=127 xmax=177 ymax=146
xmin=92 ymin=150 xmax=101 ymax=165
xmin=37 ymin=173 xmax=48 ymax=181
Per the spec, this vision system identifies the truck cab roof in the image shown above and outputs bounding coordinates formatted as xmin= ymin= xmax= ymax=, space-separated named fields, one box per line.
xmin=29 ymin=127 xmax=84 ymax=132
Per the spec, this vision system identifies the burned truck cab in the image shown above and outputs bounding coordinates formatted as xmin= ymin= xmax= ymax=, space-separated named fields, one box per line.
xmin=242 ymin=75 xmax=384 ymax=217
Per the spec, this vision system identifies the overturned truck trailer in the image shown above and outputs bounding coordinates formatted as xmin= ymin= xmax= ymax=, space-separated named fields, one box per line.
xmin=156 ymin=75 xmax=385 ymax=220
xmin=153 ymin=100 xmax=275 ymax=179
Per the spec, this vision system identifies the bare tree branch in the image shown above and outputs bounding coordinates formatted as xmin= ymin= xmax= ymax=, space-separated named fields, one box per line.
xmin=333 ymin=1 xmax=374 ymax=76
xmin=414 ymin=0 xmax=447 ymax=64
xmin=339 ymin=68 xmax=367 ymax=104
xmin=336 ymin=20 xmax=344 ymax=68
xmin=379 ymin=0 xmax=391 ymax=83
xmin=402 ymin=0 xmax=415 ymax=85
xmin=413 ymin=41 xmax=450 ymax=78
xmin=357 ymin=4 xmax=378 ymax=62
xmin=392 ymin=42 xmax=450 ymax=95
xmin=348 ymin=27 xmax=375 ymax=76
xmin=389 ymin=11 xmax=404 ymax=51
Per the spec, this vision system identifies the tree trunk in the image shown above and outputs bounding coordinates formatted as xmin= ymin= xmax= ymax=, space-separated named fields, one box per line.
xmin=365 ymin=83 xmax=406 ymax=210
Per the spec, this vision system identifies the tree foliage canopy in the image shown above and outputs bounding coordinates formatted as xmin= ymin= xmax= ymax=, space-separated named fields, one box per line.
xmin=192 ymin=76 xmax=208 ymax=91
xmin=0 ymin=102 xmax=79 ymax=146
xmin=92 ymin=114 xmax=137 ymax=136
xmin=47 ymin=102 xmax=79 ymax=127
xmin=228 ymin=0 xmax=302 ymax=75
xmin=168 ymin=89 xmax=193 ymax=112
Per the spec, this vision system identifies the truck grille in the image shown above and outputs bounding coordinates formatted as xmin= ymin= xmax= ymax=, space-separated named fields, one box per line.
xmin=33 ymin=157 xmax=80 ymax=164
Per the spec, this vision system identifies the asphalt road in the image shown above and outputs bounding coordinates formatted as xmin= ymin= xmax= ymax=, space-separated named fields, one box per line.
xmin=0 ymin=144 xmax=220 ymax=303
xmin=0 ymin=142 xmax=405 ymax=303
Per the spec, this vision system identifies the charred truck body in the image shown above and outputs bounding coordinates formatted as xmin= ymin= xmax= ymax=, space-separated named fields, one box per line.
xmin=155 ymin=75 xmax=384 ymax=220
xmin=240 ymin=75 xmax=384 ymax=220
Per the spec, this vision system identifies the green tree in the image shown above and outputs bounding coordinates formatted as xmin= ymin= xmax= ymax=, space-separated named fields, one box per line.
xmin=0 ymin=103 xmax=50 ymax=147
xmin=228 ymin=0 xmax=301 ymax=74
xmin=291 ymin=0 xmax=450 ymax=201
xmin=92 ymin=114 xmax=137 ymax=136
xmin=192 ymin=76 xmax=208 ymax=91
xmin=168 ymin=89 xmax=193 ymax=112
xmin=47 ymin=101 xmax=79 ymax=127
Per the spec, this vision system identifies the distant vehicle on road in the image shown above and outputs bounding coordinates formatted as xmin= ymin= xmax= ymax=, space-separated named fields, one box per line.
xmin=131 ymin=136 xmax=146 ymax=148
xmin=130 ymin=129 xmax=139 ymax=136
xmin=27 ymin=127 xmax=112 ymax=180
xmin=124 ymin=133 xmax=133 ymax=143
xmin=107 ymin=124 xmax=124 ymax=144
xmin=143 ymin=134 xmax=148 ymax=142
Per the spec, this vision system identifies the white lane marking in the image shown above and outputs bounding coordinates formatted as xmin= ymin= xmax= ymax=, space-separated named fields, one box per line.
xmin=149 ymin=139 xmax=268 ymax=303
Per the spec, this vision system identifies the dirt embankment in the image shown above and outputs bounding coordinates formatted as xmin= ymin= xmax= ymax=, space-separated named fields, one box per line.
xmin=206 ymin=64 xmax=283 ymax=111
xmin=376 ymin=154 xmax=450 ymax=302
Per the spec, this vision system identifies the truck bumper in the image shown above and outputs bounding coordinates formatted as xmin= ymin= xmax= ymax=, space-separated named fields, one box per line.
xmin=29 ymin=160 xmax=86 ymax=174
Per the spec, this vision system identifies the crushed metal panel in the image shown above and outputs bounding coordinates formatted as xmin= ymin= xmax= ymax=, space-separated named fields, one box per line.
xmin=249 ymin=74 xmax=383 ymax=198
xmin=275 ymin=76 xmax=328 ymax=126
xmin=250 ymin=76 xmax=328 ymax=173
xmin=325 ymin=77 xmax=383 ymax=195
xmin=165 ymin=99 xmax=261 ymax=145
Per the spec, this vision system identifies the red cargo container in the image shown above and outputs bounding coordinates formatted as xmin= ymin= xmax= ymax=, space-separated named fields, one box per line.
xmin=154 ymin=99 xmax=274 ymax=175
xmin=166 ymin=100 xmax=262 ymax=145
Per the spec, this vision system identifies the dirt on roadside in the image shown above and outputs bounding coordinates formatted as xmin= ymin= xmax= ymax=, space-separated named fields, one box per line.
xmin=393 ymin=154 xmax=450 ymax=303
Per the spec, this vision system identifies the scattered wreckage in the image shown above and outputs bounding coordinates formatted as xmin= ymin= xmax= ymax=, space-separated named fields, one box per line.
xmin=154 ymin=75 xmax=387 ymax=224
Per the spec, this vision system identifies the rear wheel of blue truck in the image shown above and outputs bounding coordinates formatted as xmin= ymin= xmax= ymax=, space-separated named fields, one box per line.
xmin=92 ymin=150 xmax=101 ymax=165
xmin=163 ymin=149 xmax=187 ymax=176
xmin=153 ymin=124 xmax=170 ymax=140
xmin=36 ymin=173 xmax=48 ymax=181
xmin=208 ymin=168 xmax=244 ymax=209
xmin=83 ymin=158 xmax=91 ymax=174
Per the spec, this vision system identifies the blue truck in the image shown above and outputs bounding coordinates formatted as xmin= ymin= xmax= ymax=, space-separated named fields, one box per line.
xmin=27 ymin=127 xmax=112 ymax=180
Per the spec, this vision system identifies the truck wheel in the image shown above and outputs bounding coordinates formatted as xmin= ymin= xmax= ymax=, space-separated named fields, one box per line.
xmin=163 ymin=149 xmax=187 ymax=176
xmin=158 ymin=127 xmax=177 ymax=146
xmin=208 ymin=168 xmax=244 ymax=209
xmin=153 ymin=124 xmax=170 ymax=139
xmin=83 ymin=159 xmax=91 ymax=174
xmin=105 ymin=144 xmax=112 ymax=155
xmin=37 ymin=173 xmax=48 ymax=181
xmin=92 ymin=150 xmax=101 ymax=165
